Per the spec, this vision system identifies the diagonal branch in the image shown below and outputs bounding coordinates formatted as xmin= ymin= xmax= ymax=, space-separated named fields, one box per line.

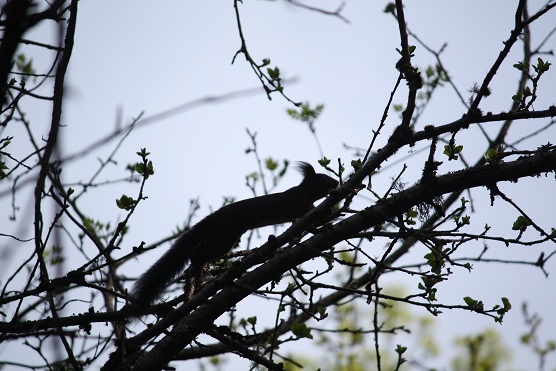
xmin=129 ymin=148 xmax=556 ymax=370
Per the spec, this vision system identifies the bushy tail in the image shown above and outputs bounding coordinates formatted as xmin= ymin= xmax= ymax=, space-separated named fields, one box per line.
xmin=129 ymin=232 xmax=195 ymax=307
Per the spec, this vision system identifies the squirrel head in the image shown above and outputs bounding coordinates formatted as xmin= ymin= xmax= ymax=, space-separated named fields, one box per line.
xmin=296 ymin=162 xmax=339 ymax=201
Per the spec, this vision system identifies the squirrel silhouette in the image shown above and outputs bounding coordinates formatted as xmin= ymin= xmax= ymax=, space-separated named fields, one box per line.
xmin=129 ymin=162 xmax=338 ymax=307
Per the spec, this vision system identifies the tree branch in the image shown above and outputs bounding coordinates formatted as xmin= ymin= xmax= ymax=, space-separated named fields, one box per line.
xmin=128 ymin=148 xmax=556 ymax=370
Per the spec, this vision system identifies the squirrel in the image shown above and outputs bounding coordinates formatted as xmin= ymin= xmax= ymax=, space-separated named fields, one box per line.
xmin=129 ymin=162 xmax=338 ymax=307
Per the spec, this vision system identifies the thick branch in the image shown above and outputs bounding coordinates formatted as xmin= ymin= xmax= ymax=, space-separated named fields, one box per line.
xmin=132 ymin=149 xmax=556 ymax=370
xmin=0 ymin=0 xmax=31 ymax=107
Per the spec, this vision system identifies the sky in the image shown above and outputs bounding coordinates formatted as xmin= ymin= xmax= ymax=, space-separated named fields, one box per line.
xmin=1 ymin=1 xmax=556 ymax=370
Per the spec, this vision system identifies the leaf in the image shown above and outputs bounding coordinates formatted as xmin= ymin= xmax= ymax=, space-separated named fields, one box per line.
xmin=317 ymin=306 xmax=328 ymax=320
xmin=406 ymin=208 xmax=418 ymax=218
xmin=291 ymin=321 xmax=313 ymax=339
xmin=247 ymin=316 xmax=257 ymax=325
xmin=135 ymin=160 xmax=155 ymax=179
xmin=116 ymin=195 xmax=136 ymax=211
xmin=484 ymin=147 xmax=499 ymax=161
xmin=393 ymin=104 xmax=403 ymax=112
xmin=501 ymin=297 xmax=511 ymax=311
xmin=513 ymin=60 xmax=529 ymax=72
xmin=424 ymin=252 xmax=444 ymax=275
xmin=443 ymin=144 xmax=459 ymax=160
xmin=318 ymin=157 xmax=331 ymax=166
xmin=265 ymin=157 xmax=278 ymax=171
xmin=463 ymin=296 xmax=474 ymax=305
xmin=267 ymin=67 xmax=280 ymax=80
xmin=351 ymin=159 xmax=363 ymax=171
xmin=0 ymin=161 xmax=8 ymax=179
xmin=287 ymin=102 xmax=324 ymax=125
xmin=136 ymin=148 xmax=150 ymax=157
xmin=535 ymin=57 xmax=551 ymax=73
xmin=484 ymin=145 xmax=505 ymax=162
xmin=463 ymin=296 xmax=484 ymax=311
xmin=396 ymin=344 xmax=407 ymax=354
xmin=383 ymin=3 xmax=396 ymax=14
xmin=512 ymin=215 xmax=530 ymax=232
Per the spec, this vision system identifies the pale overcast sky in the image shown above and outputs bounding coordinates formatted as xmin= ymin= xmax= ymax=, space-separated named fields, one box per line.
xmin=2 ymin=1 xmax=555 ymax=370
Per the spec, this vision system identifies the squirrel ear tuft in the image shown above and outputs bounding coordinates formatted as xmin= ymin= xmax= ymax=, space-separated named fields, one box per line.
xmin=296 ymin=161 xmax=316 ymax=177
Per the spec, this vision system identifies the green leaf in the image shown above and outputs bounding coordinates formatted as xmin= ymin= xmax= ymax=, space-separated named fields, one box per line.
xmin=513 ymin=60 xmax=529 ymax=72
xmin=484 ymin=147 xmax=499 ymax=161
xmin=134 ymin=162 xmax=144 ymax=174
xmin=351 ymin=159 xmax=363 ymax=171
xmin=463 ymin=296 xmax=484 ymax=311
xmin=443 ymin=144 xmax=460 ymax=160
xmin=247 ymin=316 xmax=257 ymax=325
xmin=521 ymin=334 xmax=532 ymax=344
xmin=136 ymin=148 xmax=150 ymax=157
xmin=425 ymin=65 xmax=434 ymax=78
xmin=534 ymin=57 xmax=551 ymax=73
xmin=116 ymin=195 xmax=136 ymax=210
xmin=0 ymin=136 xmax=12 ymax=150
xmin=83 ymin=217 xmax=95 ymax=232
xmin=419 ymin=276 xmax=442 ymax=302
xmin=267 ymin=67 xmax=280 ymax=80
xmin=317 ymin=306 xmax=328 ymax=320
xmin=15 ymin=53 xmax=36 ymax=75
xmin=291 ymin=321 xmax=313 ymax=339
xmin=135 ymin=160 xmax=155 ymax=179
xmin=0 ymin=161 xmax=8 ymax=179
xmin=383 ymin=3 xmax=396 ymax=14
xmin=424 ymin=252 xmax=444 ymax=275
xmin=396 ymin=344 xmax=407 ymax=355
xmin=265 ymin=157 xmax=278 ymax=171
xmin=406 ymin=208 xmax=418 ymax=218
xmin=146 ymin=160 xmax=154 ymax=177
xmin=286 ymin=102 xmax=324 ymax=125
xmin=501 ymin=297 xmax=511 ymax=311
xmin=393 ymin=104 xmax=403 ymax=112
xmin=318 ymin=157 xmax=331 ymax=166
xmin=246 ymin=171 xmax=258 ymax=180
xmin=512 ymin=215 xmax=530 ymax=232
xmin=405 ymin=208 xmax=418 ymax=225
